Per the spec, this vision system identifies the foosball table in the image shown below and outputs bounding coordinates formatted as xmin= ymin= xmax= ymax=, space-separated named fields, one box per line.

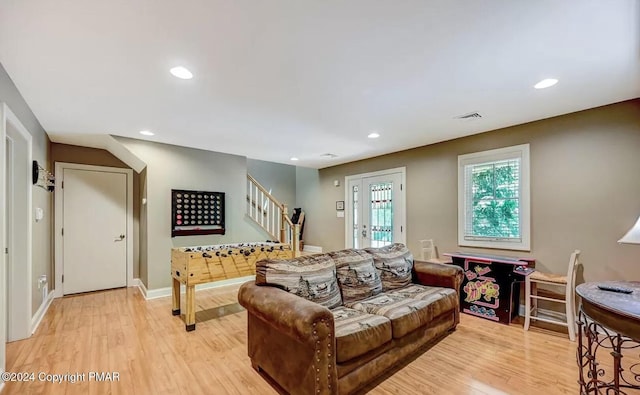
xmin=171 ymin=242 xmax=293 ymax=331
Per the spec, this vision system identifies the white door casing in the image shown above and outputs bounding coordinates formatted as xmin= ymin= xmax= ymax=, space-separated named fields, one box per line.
xmin=0 ymin=102 xmax=34 ymax=378
xmin=345 ymin=167 xmax=406 ymax=249
xmin=5 ymin=136 xmax=12 ymax=340
xmin=0 ymin=104 xmax=5 ymax=382
xmin=54 ymin=163 xmax=133 ymax=296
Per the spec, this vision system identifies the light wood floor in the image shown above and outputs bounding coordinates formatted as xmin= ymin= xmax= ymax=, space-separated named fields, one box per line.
xmin=4 ymin=286 xmax=583 ymax=395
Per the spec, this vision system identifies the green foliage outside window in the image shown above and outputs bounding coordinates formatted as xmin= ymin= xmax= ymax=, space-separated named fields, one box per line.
xmin=471 ymin=160 xmax=520 ymax=239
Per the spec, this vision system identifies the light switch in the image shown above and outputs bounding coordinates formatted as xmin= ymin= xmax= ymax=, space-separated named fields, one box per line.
xmin=337 ymin=211 xmax=345 ymax=218
xmin=35 ymin=207 xmax=44 ymax=222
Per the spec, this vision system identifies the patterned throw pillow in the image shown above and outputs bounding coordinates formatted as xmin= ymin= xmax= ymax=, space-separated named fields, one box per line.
xmin=365 ymin=243 xmax=414 ymax=291
xmin=329 ymin=249 xmax=382 ymax=304
xmin=255 ymin=254 xmax=342 ymax=309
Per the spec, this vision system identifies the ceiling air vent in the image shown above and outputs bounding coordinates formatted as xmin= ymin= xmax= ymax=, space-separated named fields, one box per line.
xmin=455 ymin=112 xmax=482 ymax=120
xmin=321 ymin=153 xmax=338 ymax=159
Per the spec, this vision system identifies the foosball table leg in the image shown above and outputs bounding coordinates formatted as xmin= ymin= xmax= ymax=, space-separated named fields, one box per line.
xmin=185 ymin=284 xmax=196 ymax=332
xmin=172 ymin=278 xmax=181 ymax=316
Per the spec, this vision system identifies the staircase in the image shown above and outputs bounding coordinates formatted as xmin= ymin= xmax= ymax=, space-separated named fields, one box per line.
xmin=247 ymin=174 xmax=301 ymax=256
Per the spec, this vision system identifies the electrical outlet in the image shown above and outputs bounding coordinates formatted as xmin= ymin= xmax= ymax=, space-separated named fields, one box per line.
xmin=38 ymin=274 xmax=47 ymax=289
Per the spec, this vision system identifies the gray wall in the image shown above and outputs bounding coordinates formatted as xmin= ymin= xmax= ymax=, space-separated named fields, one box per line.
xmin=298 ymin=99 xmax=640 ymax=283
xmin=117 ymin=137 xmax=267 ymax=289
xmin=295 ymin=166 xmax=320 ymax=245
xmin=51 ymin=143 xmax=141 ymax=279
xmin=0 ymin=63 xmax=52 ymax=316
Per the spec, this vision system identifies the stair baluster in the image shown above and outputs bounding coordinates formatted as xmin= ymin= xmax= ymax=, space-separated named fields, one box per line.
xmin=246 ymin=174 xmax=300 ymax=256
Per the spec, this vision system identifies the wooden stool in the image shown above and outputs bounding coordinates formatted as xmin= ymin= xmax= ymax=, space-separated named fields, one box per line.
xmin=524 ymin=250 xmax=581 ymax=341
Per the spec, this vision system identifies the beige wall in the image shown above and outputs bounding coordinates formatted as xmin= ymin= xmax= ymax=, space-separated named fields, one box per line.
xmin=117 ymin=137 xmax=269 ymax=290
xmin=51 ymin=143 xmax=141 ymax=279
xmin=0 ymin=63 xmax=52 ymax=319
xmin=300 ymin=99 xmax=640 ymax=283
xmin=51 ymin=143 xmax=130 ymax=168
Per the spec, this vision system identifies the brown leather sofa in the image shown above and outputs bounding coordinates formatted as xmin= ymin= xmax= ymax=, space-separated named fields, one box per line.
xmin=238 ymin=244 xmax=463 ymax=395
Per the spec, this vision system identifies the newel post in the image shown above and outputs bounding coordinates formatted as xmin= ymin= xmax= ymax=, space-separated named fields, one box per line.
xmin=280 ymin=204 xmax=288 ymax=243
xmin=293 ymin=224 xmax=301 ymax=257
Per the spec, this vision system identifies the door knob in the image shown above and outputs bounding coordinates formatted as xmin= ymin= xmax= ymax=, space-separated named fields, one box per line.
xmin=115 ymin=234 xmax=125 ymax=241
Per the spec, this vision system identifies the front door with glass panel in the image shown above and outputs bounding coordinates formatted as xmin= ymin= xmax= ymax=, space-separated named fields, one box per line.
xmin=346 ymin=170 xmax=405 ymax=249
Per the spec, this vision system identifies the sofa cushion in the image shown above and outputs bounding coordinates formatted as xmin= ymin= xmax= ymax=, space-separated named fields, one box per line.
xmin=366 ymin=243 xmax=414 ymax=291
xmin=255 ymin=254 xmax=342 ymax=309
xmin=347 ymin=293 xmax=431 ymax=338
xmin=329 ymin=249 xmax=382 ymax=304
xmin=330 ymin=306 xmax=392 ymax=363
xmin=387 ymin=284 xmax=457 ymax=319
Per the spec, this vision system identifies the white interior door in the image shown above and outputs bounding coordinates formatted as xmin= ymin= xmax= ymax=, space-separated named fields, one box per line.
xmin=346 ymin=169 xmax=405 ymax=249
xmin=62 ymin=168 xmax=127 ymax=295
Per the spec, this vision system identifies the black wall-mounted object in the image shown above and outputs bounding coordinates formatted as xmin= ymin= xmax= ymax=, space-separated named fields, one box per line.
xmin=32 ymin=160 xmax=55 ymax=192
xmin=171 ymin=189 xmax=225 ymax=237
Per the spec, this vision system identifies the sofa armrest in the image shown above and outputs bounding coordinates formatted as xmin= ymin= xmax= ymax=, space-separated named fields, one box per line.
xmin=238 ymin=281 xmax=338 ymax=395
xmin=413 ymin=260 xmax=463 ymax=291
xmin=238 ymin=281 xmax=334 ymax=346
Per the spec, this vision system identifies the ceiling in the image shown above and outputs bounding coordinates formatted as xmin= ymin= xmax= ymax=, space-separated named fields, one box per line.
xmin=1 ymin=1 xmax=639 ymax=169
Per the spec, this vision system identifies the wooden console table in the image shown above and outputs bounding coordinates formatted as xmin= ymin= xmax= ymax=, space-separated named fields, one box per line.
xmin=444 ymin=252 xmax=534 ymax=324
xmin=576 ymin=281 xmax=640 ymax=393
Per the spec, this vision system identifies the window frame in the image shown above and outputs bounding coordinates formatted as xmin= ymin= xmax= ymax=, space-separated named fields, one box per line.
xmin=457 ymin=144 xmax=531 ymax=251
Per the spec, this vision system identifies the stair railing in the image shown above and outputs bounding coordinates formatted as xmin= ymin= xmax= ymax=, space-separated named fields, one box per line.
xmin=247 ymin=174 xmax=301 ymax=256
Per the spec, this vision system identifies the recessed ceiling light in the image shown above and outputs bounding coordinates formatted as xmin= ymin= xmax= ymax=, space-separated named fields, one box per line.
xmin=290 ymin=157 xmax=299 ymax=161
xmin=534 ymin=78 xmax=558 ymax=89
xmin=139 ymin=130 xmax=154 ymax=136
xmin=368 ymin=132 xmax=380 ymax=139
xmin=170 ymin=66 xmax=193 ymax=80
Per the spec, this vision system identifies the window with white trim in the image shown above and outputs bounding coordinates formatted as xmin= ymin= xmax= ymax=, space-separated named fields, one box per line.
xmin=458 ymin=144 xmax=530 ymax=251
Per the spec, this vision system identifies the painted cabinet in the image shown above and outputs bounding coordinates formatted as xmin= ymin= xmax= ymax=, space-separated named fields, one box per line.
xmin=444 ymin=252 xmax=534 ymax=324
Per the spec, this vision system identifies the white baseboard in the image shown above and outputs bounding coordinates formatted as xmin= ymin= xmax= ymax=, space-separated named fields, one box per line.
xmin=136 ymin=276 xmax=254 ymax=300
xmin=133 ymin=278 xmax=148 ymax=298
xmin=31 ymin=290 xmax=56 ymax=334
xmin=303 ymin=245 xmax=323 ymax=253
